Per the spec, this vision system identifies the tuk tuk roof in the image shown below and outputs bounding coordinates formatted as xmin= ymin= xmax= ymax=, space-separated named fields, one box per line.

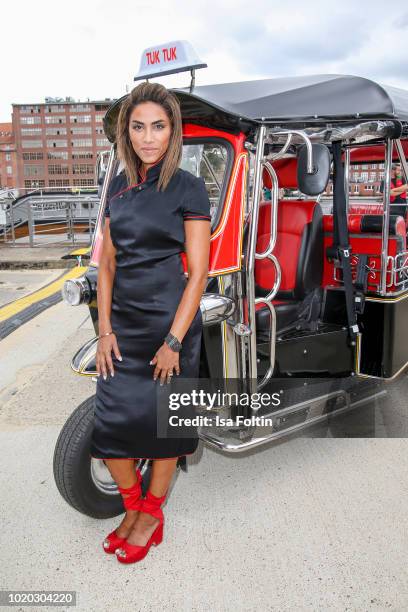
xmin=103 ymin=74 xmax=408 ymax=142
xmin=171 ymin=74 xmax=408 ymax=128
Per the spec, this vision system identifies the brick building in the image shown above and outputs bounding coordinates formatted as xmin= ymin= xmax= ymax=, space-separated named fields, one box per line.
xmin=324 ymin=162 xmax=385 ymax=197
xmin=11 ymin=98 xmax=113 ymax=190
xmin=0 ymin=122 xmax=17 ymax=189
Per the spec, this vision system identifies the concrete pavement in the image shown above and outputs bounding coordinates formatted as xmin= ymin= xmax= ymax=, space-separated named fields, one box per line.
xmin=1 ymin=298 xmax=408 ymax=610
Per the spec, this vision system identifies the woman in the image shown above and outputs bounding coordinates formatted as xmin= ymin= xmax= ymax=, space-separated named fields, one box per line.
xmin=379 ymin=164 xmax=408 ymax=203
xmin=90 ymin=81 xmax=211 ymax=564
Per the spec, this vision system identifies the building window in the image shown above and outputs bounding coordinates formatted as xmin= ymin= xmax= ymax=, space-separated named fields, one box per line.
xmin=69 ymin=104 xmax=91 ymax=112
xmin=354 ymin=185 xmax=359 ymax=193
xmin=95 ymin=127 xmax=104 ymax=134
xmin=6 ymin=166 xmax=12 ymax=175
xmin=361 ymin=172 xmax=368 ymax=181
xmin=73 ymin=178 xmax=94 ymax=186
xmin=49 ymin=179 xmax=70 ymax=187
xmin=365 ymin=185 xmax=374 ymax=191
xmin=71 ymin=139 xmax=92 ymax=147
xmin=20 ymin=106 xmax=41 ymax=114
xmin=21 ymin=128 xmax=43 ymax=136
xmin=24 ymin=179 xmax=45 ymax=188
xmin=96 ymin=138 xmax=110 ymax=147
xmin=45 ymin=116 xmax=65 ymax=124
xmin=23 ymin=152 xmax=44 ymax=160
xmin=70 ymin=126 xmax=92 ymax=134
xmin=70 ymin=115 xmax=91 ymax=123
xmin=47 ymin=151 xmax=68 ymax=160
xmin=371 ymin=164 xmax=377 ymax=169
xmin=20 ymin=116 xmax=41 ymax=125
xmin=72 ymin=164 xmax=94 ymax=175
xmin=369 ymin=172 xmax=376 ymax=181
xmin=48 ymin=164 xmax=69 ymax=175
xmin=22 ymin=140 xmax=43 ymax=148
xmin=45 ymin=127 xmax=67 ymax=135
xmin=47 ymin=105 xmax=65 ymax=113
xmin=5 ymin=153 xmax=11 ymax=161
xmin=47 ymin=152 xmax=64 ymax=161
xmin=72 ymin=152 xmax=93 ymax=159
xmin=95 ymin=114 xmax=104 ymax=123
xmin=24 ymin=164 xmax=44 ymax=176
xmin=46 ymin=140 xmax=68 ymax=148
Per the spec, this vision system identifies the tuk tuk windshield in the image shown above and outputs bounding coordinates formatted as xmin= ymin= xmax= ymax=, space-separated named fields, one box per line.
xmin=180 ymin=142 xmax=229 ymax=223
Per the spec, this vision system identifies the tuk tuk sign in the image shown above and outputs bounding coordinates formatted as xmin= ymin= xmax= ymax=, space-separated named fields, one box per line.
xmin=134 ymin=39 xmax=207 ymax=81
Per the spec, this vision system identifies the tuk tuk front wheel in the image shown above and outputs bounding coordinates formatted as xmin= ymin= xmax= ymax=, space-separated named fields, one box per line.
xmin=53 ymin=395 xmax=152 ymax=519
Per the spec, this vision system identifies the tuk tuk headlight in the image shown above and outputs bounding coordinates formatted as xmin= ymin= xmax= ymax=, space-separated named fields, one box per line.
xmin=62 ymin=276 xmax=91 ymax=306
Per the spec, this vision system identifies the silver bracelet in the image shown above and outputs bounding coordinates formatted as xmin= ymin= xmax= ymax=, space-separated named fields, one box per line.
xmin=165 ymin=332 xmax=182 ymax=352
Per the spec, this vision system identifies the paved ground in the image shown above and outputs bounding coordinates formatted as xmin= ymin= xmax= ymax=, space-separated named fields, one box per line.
xmin=0 ymin=243 xmax=89 ymax=269
xmin=0 ymin=274 xmax=408 ymax=611
xmin=0 ymin=269 xmax=64 ymax=307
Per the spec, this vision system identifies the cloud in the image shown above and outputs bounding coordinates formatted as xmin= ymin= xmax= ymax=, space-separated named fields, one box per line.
xmin=392 ymin=12 xmax=408 ymax=28
xmin=2 ymin=0 xmax=408 ymax=121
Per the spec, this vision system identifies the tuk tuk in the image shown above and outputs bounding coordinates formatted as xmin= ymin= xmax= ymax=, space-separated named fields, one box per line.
xmin=54 ymin=40 xmax=408 ymax=518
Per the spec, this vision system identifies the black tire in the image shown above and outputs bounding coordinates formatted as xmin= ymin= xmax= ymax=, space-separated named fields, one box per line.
xmin=53 ymin=395 xmax=152 ymax=518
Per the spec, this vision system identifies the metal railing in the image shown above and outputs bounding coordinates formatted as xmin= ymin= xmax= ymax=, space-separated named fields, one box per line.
xmin=333 ymin=251 xmax=408 ymax=296
xmin=0 ymin=186 xmax=100 ymax=247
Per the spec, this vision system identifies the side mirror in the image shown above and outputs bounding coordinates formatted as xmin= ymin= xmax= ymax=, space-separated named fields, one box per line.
xmin=97 ymin=171 xmax=106 ymax=198
xmin=297 ymin=143 xmax=330 ymax=196
xmin=98 ymin=170 xmax=106 ymax=186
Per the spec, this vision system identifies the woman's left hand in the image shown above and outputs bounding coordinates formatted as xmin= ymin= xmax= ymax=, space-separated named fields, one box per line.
xmin=150 ymin=342 xmax=181 ymax=385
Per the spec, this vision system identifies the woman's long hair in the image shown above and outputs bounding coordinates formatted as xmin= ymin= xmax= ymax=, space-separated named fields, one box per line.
xmin=116 ymin=82 xmax=183 ymax=192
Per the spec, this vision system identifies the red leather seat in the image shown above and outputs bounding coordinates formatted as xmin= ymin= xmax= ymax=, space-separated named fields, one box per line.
xmin=255 ymin=199 xmax=323 ymax=339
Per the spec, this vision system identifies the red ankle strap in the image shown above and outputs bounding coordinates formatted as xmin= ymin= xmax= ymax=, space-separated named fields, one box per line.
xmin=117 ymin=470 xmax=143 ymax=511
xmin=117 ymin=467 xmax=142 ymax=492
xmin=140 ymin=489 xmax=167 ymax=520
xmin=117 ymin=481 xmax=140 ymax=496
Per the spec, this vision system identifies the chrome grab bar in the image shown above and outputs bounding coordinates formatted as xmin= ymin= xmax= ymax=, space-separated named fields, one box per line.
xmin=268 ymin=129 xmax=314 ymax=173
xmin=90 ymin=143 xmax=116 ymax=256
xmin=254 ymin=160 xmax=281 ymax=390
xmin=266 ymin=133 xmax=293 ymax=161
xmin=247 ymin=127 xmax=310 ymax=392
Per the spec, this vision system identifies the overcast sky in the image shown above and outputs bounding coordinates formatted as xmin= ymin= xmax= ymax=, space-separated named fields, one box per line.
xmin=2 ymin=0 xmax=408 ymax=122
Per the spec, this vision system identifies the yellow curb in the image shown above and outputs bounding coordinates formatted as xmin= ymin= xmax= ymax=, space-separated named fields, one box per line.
xmin=0 ymin=265 xmax=88 ymax=322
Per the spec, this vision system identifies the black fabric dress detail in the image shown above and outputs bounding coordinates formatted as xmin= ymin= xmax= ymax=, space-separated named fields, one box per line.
xmin=90 ymin=157 xmax=211 ymax=460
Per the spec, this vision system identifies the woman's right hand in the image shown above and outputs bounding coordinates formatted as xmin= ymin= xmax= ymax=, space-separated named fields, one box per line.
xmin=96 ymin=332 xmax=122 ymax=379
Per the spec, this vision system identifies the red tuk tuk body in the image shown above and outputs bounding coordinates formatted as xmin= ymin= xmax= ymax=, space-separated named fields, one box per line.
xmin=54 ymin=45 xmax=408 ymax=517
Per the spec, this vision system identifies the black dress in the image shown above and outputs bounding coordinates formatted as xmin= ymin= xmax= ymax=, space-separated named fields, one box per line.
xmin=90 ymin=157 xmax=211 ymax=460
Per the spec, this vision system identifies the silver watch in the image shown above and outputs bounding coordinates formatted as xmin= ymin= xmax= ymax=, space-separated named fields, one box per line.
xmin=165 ymin=332 xmax=182 ymax=352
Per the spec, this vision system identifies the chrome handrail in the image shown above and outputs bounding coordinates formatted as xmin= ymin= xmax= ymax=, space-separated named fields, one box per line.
xmin=266 ymin=133 xmax=293 ymax=161
xmin=255 ymin=161 xmax=282 ymax=390
xmin=380 ymin=139 xmax=393 ymax=295
xmin=267 ymin=129 xmax=314 ymax=173
xmin=90 ymin=144 xmax=116 ymax=256
xmin=245 ymin=125 xmax=266 ymax=390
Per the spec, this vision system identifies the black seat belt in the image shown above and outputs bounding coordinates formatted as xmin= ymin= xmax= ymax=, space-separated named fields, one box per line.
xmin=355 ymin=254 xmax=368 ymax=314
xmin=326 ymin=141 xmax=360 ymax=343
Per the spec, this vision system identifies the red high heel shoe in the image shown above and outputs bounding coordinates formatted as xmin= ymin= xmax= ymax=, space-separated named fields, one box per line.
xmin=102 ymin=468 xmax=144 ymax=554
xmin=115 ymin=489 xmax=167 ymax=564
